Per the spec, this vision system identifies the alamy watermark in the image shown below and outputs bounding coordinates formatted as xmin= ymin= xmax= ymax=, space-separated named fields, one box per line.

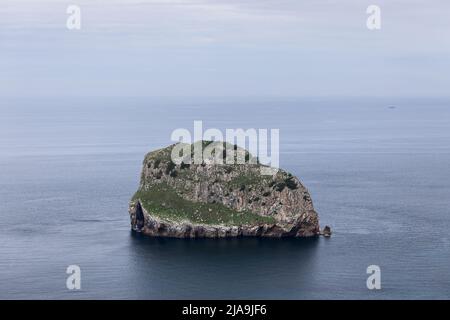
xmin=366 ymin=265 xmax=381 ymax=290
xmin=64 ymin=5 xmax=380 ymax=32
xmin=66 ymin=5 xmax=81 ymax=30
xmin=366 ymin=5 xmax=381 ymax=30
xmin=170 ymin=121 xmax=279 ymax=175
xmin=66 ymin=265 xmax=81 ymax=290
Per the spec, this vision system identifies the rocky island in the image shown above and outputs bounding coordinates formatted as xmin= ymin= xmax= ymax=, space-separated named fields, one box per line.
xmin=129 ymin=141 xmax=322 ymax=238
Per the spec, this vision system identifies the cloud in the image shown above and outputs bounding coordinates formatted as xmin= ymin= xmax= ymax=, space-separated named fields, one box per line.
xmin=1 ymin=0 xmax=449 ymax=98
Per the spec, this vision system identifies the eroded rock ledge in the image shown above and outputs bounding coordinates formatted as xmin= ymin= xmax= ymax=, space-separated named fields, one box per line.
xmin=129 ymin=141 xmax=320 ymax=238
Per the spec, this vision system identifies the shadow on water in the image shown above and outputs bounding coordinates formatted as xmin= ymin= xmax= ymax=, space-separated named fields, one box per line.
xmin=125 ymin=231 xmax=321 ymax=299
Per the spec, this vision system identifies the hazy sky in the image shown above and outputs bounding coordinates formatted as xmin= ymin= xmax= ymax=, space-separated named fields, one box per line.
xmin=1 ymin=0 xmax=449 ymax=98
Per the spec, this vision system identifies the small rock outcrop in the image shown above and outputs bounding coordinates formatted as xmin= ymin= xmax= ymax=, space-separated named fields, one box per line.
xmin=129 ymin=141 xmax=320 ymax=238
xmin=321 ymin=225 xmax=332 ymax=237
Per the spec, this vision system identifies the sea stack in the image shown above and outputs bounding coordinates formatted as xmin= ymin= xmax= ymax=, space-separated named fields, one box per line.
xmin=129 ymin=141 xmax=320 ymax=238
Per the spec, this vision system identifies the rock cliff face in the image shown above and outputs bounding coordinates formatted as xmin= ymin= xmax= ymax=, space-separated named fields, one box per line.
xmin=129 ymin=141 xmax=320 ymax=238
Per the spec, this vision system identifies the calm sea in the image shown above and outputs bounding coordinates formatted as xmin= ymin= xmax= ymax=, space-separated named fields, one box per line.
xmin=0 ymin=97 xmax=449 ymax=299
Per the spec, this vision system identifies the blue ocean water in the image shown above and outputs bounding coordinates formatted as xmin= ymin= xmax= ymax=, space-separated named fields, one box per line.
xmin=0 ymin=97 xmax=449 ymax=299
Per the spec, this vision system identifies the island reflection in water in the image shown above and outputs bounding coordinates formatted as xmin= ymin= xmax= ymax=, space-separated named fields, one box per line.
xmin=127 ymin=232 xmax=321 ymax=299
